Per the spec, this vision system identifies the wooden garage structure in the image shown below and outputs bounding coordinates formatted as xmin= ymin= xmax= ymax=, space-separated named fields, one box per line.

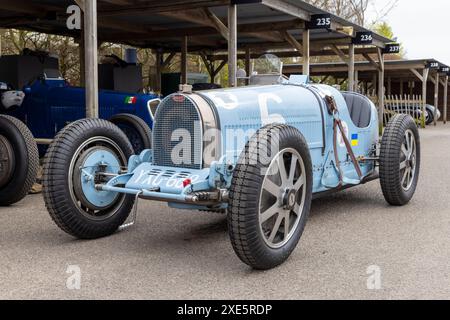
xmin=285 ymin=59 xmax=450 ymax=126
xmin=0 ymin=0 xmax=394 ymax=122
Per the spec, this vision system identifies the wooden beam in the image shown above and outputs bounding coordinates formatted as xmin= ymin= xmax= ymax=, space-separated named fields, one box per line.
xmin=214 ymin=60 xmax=228 ymax=78
xmin=410 ymin=69 xmax=424 ymax=82
xmin=103 ymin=19 xmax=302 ymax=42
xmin=261 ymin=0 xmax=310 ymax=21
xmin=98 ymin=1 xmax=230 ymax=16
xmin=331 ymin=45 xmax=349 ymax=65
xmin=208 ymin=47 xmax=379 ymax=61
xmin=161 ymin=52 xmax=176 ymax=68
xmin=213 ymin=60 xmax=227 ymax=78
xmin=200 ymin=53 xmax=214 ymax=82
xmin=282 ymin=31 xmax=302 ymax=55
xmin=203 ymin=8 xmax=228 ymax=41
xmin=362 ymin=53 xmax=381 ymax=71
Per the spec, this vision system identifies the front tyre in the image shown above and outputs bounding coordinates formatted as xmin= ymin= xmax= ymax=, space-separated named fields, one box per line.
xmin=380 ymin=114 xmax=421 ymax=206
xmin=228 ymin=124 xmax=313 ymax=270
xmin=43 ymin=119 xmax=135 ymax=239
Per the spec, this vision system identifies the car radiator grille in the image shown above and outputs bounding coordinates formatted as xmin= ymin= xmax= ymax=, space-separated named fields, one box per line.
xmin=153 ymin=94 xmax=203 ymax=170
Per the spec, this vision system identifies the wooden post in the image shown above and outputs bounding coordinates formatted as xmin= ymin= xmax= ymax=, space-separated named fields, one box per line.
xmin=84 ymin=0 xmax=98 ymax=118
xmin=155 ymin=51 xmax=162 ymax=93
xmin=434 ymin=72 xmax=439 ymax=126
xmin=228 ymin=4 xmax=237 ymax=87
xmin=302 ymin=30 xmax=310 ymax=76
xmin=79 ymin=9 xmax=85 ymax=86
xmin=79 ymin=34 xmax=85 ymax=87
xmin=422 ymin=68 xmax=429 ymax=128
xmin=444 ymin=75 xmax=448 ymax=124
xmin=0 ymin=29 xmax=4 ymax=57
xmin=377 ymin=49 xmax=385 ymax=133
xmin=245 ymin=48 xmax=251 ymax=85
xmin=400 ymin=80 xmax=404 ymax=96
xmin=348 ymin=44 xmax=355 ymax=91
xmin=387 ymin=77 xmax=392 ymax=95
xmin=354 ymin=70 xmax=359 ymax=93
xmin=209 ymin=61 xmax=216 ymax=84
xmin=372 ymin=73 xmax=377 ymax=94
xmin=181 ymin=36 xmax=188 ymax=84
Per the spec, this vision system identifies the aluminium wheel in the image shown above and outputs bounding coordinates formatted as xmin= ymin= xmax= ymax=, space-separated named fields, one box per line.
xmin=380 ymin=114 xmax=420 ymax=206
xmin=228 ymin=124 xmax=313 ymax=270
xmin=42 ymin=118 xmax=135 ymax=239
xmin=109 ymin=114 xmax=152 ymax=154
xmin=0 ymin=115 xmax=39 ymax=206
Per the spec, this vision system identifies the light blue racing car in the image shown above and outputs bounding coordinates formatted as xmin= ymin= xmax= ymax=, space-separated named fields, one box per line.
xmin=43 ymin=57 xmax=420 ymax=270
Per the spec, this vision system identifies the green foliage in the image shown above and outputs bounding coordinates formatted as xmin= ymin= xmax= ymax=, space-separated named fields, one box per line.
xmin=373 ymin=22 xmax=394 ymax=39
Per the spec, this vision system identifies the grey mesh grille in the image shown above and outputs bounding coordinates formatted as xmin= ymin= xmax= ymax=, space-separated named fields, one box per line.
xmin=153 ymin=94 xmax=203 ymax=170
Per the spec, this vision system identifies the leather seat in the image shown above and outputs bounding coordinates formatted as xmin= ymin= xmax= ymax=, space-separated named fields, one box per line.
xmin=341 ymin=92 xmax=372 ymax=128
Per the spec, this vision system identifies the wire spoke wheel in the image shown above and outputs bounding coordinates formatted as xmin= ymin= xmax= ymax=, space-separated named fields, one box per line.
xmin=259 ymin=148 xmax=306 ymax=249
xmin=380 ymin=114 xmax=420 ymax=206
xmin=399 ymin=129 xmax=417 ymax=191
xmin=228 ymin=124 xmax=313 ymax=270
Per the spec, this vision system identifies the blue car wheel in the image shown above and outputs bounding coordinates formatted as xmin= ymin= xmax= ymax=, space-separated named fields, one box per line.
xmin=43 ymin=118 xmax=135 ymax=239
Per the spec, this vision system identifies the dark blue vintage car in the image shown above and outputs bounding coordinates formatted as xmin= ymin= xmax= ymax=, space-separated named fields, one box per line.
xmin=1 ymin=71 xmax=160 ymax=156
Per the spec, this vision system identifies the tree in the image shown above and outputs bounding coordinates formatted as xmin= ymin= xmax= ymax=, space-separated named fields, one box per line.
xmin=373 ymin=21 xmax=405 ymax=58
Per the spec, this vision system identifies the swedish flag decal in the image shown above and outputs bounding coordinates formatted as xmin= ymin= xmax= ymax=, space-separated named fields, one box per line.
xmin=351 ymin=134 xmax=359 ymax=147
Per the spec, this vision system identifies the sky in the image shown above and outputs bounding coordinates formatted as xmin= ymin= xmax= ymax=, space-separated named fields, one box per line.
xmin=367 ymin=0 xmax=450 ymax=64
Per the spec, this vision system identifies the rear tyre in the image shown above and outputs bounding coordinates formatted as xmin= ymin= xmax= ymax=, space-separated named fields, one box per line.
xmin=228 ymin=124 xmax=313 ymax=270
xmin=0 ymin=115 xmax=39 ymax=206
xmin=380 ymin=114 xmax=420 ymax=206
xmin=109 ymin=114 xmax=152 ymax=154
xmin=43 ymin=118 xmax=135 ymax=239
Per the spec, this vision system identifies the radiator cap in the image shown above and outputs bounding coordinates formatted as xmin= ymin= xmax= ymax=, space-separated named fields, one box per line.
xmin=179 ymin=84 xmax=193 ymax=94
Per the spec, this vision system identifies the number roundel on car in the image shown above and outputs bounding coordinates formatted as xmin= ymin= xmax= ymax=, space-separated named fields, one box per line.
xmin=337 ymin=121 xmax=349 ymax=148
